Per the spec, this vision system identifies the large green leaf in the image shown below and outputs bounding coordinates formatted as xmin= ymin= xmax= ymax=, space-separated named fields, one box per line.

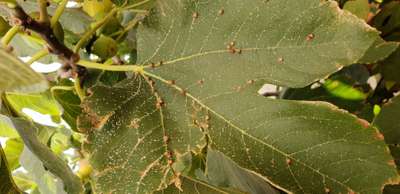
xmin=79 ymin=0 xmax=400 ymax=193
xmin=0 ymin=49 xmax=47 ymax=92
xmin=0 ymin=144 xmax=22 ymax=194
xmin=138 ymin=0 xmax=387 ymax=88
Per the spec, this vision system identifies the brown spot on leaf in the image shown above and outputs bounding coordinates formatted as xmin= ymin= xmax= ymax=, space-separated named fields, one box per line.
xmin=388 ymin=159 xmax=396 ymax=166
xmin=247 ymin=79 xmax=255 ymax=84
xmin=192 ymin=12 xmax=199 ymax=19
xmin=356 ymin=118 xmax=370 ymax=128
xmin=374 ymin=131 xmax=385 ymax=141
xmin=167 ymin=80 xmax=175 ymax=85
xmin=156 ymin=98 xmax=165 ymax=109
xmin=286 ymin=158 xmax=292 ymax=165
xmin=324 ymin=187 xmax=330 ymax=193
xmin=163 ymin=135 xmax=169 ymax=144
xmin=197 ymin=79 xmax=204 ymax=85
xmin=218 ymin=9 xmax=224 ymax=15
xmin=277 ymin=57 xmax=284 ymax=63
xmin=306 ymin=33 xmax=315 ymax=41
xmin=92 ymin=112 xmax=113 ymax=130
xmin=129 ymin=118 xmax=140 ymax=129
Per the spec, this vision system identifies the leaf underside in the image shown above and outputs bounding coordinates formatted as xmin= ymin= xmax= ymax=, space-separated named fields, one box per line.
xmin=79 ymin=0 xmax=400 ymax=193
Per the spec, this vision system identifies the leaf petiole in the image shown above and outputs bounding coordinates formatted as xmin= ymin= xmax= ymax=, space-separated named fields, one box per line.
xmin=73 ymin=8 xmax=119 ymax=53
xmin=77 ymin=60 xmax=144 ymax=73
xmin=26 ymin=48 xmax=49 ymax=65
xmin=51 ymin=0 xmax=68 ymax=28
xmin=1 ymin=26 xmax=19 ymax=46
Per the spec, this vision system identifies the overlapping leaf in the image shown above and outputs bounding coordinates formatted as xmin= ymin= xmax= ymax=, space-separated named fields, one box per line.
xmin=0 ymin=144 xmax=22 ymax=194
xmin=80 ymin=0 xmax=400 ymax=193
xmin=0 ymin=49 xmax=47 ymax=92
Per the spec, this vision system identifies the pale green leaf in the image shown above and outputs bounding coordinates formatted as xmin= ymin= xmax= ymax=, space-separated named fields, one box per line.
xmin=5 ymin=92 xmax=62 ymax=123
xmin=20 ymin=147 xmax=67 ymax=194
xmin=343 ymin=0 xmax=370 ymax=20
xmin=0 ymin=49 xmax=47 ymax=93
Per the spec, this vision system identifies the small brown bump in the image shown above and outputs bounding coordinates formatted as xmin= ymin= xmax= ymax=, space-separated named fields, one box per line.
xmin=46 ymin=1 xmax=50 ymax=6
xmin=5 ymin=45 xmax=13 ymax=53
xmin=247 ymin=79 xmax=255 ymax=84
xmin=25 ymin=30 xmax=31 ymax=36
xmin=164 ymin=151 xmax=172 ymax=158
xmin=192 ymin=12 xmax=199 ymax=19
xmin=388 ymin=159 xmax=396 ymax=166
xmin=348 ymin=190 xmax=355 ymax=194
xmin=167 ymin=80 xmax=176 ymax=85
xmin=356 ymin=118 xmax=370 ymax=128
xmin=306 ymin=33 xmax=315 ymax=41
xmin=229 ymin=48 xmax=236 ymax=54
xmin=197 ymin=79 xmax=204 ymax=85
xmin=150 ymin=62 xmax=156 ymax=68
xmin=277 ymin=57 xmax=284 ymax=63
xmin=159 ymin=61 xmax=163 ymax=66
xmin=205 ymin=115 xmax=210 ymax=121
xmin=218 ymin=9 xmax=224 ymax=15
xmin=167 ymin=159 xmax=174 ymax=165
xmin=156 ymin=98 xmax=165 ymax=109
xmin=163 ymin=135 xmax=169 ymax=143
xmin=324 ymin=188 xmax=330 ymax=193
xmin=229 ymin=41 xmax=235 ymax=47
xmin=236 ymin=48 xmax=242 ymax=54
xmin=286 ymin=158 xmax=292 ymax=165
xmin=180 ymin=89 xmax=187 ymax=96
xmin=374 ymin=131 xmax=385 ymax=141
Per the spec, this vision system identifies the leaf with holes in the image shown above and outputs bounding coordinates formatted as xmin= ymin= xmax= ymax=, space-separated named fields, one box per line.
xmin=78 ymin=0 xmax=400 ymax=193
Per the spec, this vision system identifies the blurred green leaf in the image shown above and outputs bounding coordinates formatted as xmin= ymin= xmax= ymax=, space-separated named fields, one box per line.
xmin=5 ymin=92 xmax=62 ymax=123
xmin=0 ymin=144 xmax=22 ymax=194
xmin=323 ymin=79 xmax=367 ymax=100
xmin=0 ymin=48 xmax=47 ymax=93
xmin=1 ymin=115 xmax=82 ymax=194
xmin=343 ymin=0 xmax=370 ymax=20
xmin=4 ymin=138 xmax=24 ymax=170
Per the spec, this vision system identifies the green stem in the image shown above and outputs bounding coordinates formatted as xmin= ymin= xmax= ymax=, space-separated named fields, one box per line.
xmin=38 ymin=0 xmax=49 ymax=23
xmin=73 ymin=8 xmax=119 ymax=53
xmin=50 ymin=85 xmax=74 ymax=96
xmin=74 ymin=77 xmax=86 ymax=101
xmin=1 ymin=26 xmax=19 ymax=46
xmin=123 ymin=0 xmax=152 ymax=10
xmin=26 ymin=48 xmax=49 ymax=65
xmin=115 ymin=15 xmax=141 ymax=41
xmin=51 ymin=0 xmax=68 ymax=27
xmin=77 ymin=60 xmax=143 ymax=72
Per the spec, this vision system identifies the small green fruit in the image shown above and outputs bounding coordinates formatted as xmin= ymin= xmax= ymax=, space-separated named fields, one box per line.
xmin=92 ymin=35 xmax=117 ymax=59
xmin=0 ymin=16 xmax=11 ymax=37
xmin=82 ymin=0 xmax=113 ymax=18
